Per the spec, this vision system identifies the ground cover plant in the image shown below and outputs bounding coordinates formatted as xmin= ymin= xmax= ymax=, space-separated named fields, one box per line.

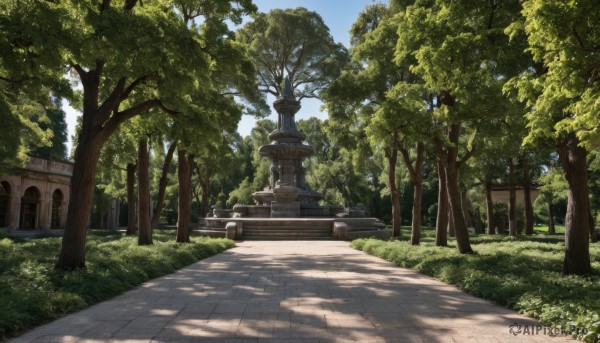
xmin=534 ymin=225 xmax=566 ymax=234
xmin=0 ymin=230 xmax=235 ymax=341
xmin=352 ymin=229 xmax=600 ymax=342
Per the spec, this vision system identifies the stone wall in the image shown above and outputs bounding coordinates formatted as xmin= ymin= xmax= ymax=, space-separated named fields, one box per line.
xmin=0 ymin=157 xmax=72 ymax=231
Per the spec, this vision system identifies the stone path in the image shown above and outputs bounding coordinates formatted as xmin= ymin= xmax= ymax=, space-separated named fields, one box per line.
xmin=11 ymin=241 xmax=573 ymax=343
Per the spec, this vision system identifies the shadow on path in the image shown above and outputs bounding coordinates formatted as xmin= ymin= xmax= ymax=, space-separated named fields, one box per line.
xmin=10 ymin=241 xmax=573 ymax=343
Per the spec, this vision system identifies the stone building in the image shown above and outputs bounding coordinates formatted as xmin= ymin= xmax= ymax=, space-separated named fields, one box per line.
xmin=0 ymin=156 xmax=73 ymax=232
xmin=490 ymin=186 xmax=540 ymax=207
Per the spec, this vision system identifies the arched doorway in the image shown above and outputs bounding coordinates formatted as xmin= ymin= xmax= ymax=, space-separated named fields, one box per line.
xmin=20 ymin=187 xmax=40 ymax=230
xmin=0 ymin=181 xmax=10 ymax=227
xmin=51 ymin=189 xmax=63 ymax=229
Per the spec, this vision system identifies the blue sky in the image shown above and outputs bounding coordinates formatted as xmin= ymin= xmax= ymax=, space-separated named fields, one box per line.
xmin=63 ymin=0 xmax=383 ymax=151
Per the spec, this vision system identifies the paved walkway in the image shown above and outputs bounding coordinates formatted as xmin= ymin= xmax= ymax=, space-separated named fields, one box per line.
xmin=11 ymin=241 xmax=572 ymax=343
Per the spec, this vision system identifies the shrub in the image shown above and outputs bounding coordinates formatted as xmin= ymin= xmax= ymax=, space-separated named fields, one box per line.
xmin=0 ymin=231 xmax=234 ymax=341
xmin=352 ymin=234 xmax=600 ymax=342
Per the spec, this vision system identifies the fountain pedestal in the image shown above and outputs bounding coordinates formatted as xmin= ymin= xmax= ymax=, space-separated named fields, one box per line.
xmin=271 ymin=183 xmax=300 ymax=217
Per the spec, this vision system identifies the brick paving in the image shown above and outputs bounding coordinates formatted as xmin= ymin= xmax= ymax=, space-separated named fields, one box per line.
xmin=10 ymin=241 xmax=573 ymax=342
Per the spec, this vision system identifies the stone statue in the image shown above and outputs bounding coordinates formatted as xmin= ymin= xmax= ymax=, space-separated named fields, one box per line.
xmin=270 ymin=162 xmax=280 ymax=189
xmin=294 ymin=161 xmax=308 ymax=189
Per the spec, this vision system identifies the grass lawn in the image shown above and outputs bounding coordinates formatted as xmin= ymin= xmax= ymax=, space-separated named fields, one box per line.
xmin=534 ymin=224 xmax=566 ymax=234
xmin=352 ymin=229 xmax=600 ymax=342
xmin=0 ymin=230 xmax=235 ymax=341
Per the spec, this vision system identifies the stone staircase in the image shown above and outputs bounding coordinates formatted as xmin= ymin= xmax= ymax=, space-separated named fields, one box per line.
xmin=242 ymin=219 xmax=333 ymax=240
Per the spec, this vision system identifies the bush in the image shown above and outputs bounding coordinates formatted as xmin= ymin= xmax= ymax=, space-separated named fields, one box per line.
xmin=352 ymin=234 xmax=600 ymax=342
xmin=0 ymin=231 xmax=234 ymax=341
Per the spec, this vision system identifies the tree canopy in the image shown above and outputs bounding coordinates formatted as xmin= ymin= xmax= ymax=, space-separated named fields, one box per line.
xmin=237 ymin=7 xmax=349 ymax=99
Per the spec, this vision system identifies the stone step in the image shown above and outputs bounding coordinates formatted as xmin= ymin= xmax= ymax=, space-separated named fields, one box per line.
xmin=243 ymin=225 xmax=331 ymax=231
xmin=244 ymin=229 xmax=331 ymax=236
xmin=242 ymin=236 xmax=335 ymax=240
xmin=241 ymin=221 xmax=331 ymax=227
xmin=243 ymin=225 xmax=332 ymax=240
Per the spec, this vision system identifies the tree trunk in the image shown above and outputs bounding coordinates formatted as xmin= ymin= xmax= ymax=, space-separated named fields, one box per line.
xmin=137 ymin=137 xmax=152 ymax=245
xmin=400 ymin=142 xmax=425 ymax=245
xmin=55 ymin=61 xmax=172 ymax=270
xmin=547 ymin=202 xmax=555 ymax=235
xmin=447 ymin=209 xmax=455 ymax=237
xmin=200 ymin=164 xmax=214 ymax=218
xmin=151 ymin=141 xmax=177 ymax=228
xmin=411 ymin=178 xmax=423 ymax=245
xmin=442 ymin=123 xmax=473 ymax=254
xmin=485 ymin=182 xmax=495 ymax=234
xmin=386 ymin=132 xmax=401 ymax=238
xmin=461 ymin=185 xmax=471 ymax=229
xmin=508 ymin=157 xmax=517 ymax=236
xmin=56 ymin=136 xmax=103 ymax=269
xmin=589 ymin=207 xmax=597 ymax=243
xmin=558 ymin=132 xmax=591 ymax=275
xmin=436 ymin=158 xmax=448 ymax=247
xmin=474 ymin=206 xmax=483 ymax=233
xmin=126 ymin=163 xmax=137 ymax=235
xmin=523 ymin=157 xmax=534 ymax=235
xmin=446 ymin=161 xmax=473 ymax=253
xmin=176 ymin=150 xmax=193 ymax=243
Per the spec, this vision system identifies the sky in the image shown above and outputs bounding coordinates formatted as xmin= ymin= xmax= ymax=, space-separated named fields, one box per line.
xmin=62 ymin=0 xmax=383 ymax=152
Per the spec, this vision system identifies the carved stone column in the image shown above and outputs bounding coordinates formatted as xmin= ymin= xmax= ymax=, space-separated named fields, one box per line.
xmin=39 ymin=196 xmax=52 ymax=230
xmin=7 ymin=194 xmax=20 ymax=231
xmin=60 ymin=197 xmax=68 ymax=228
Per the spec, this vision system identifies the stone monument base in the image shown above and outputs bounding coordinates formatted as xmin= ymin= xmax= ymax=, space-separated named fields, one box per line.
xmin=270 ymin=201 xmax=300 ymax=218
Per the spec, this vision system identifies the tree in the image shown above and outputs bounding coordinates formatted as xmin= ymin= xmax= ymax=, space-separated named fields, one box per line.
xmin=297 ymin=118 xmax=379 ymax=210
xmin=507 ymin=0 xmax=600 ymax=274
xmin=176 ymin=149 xmax=192 ymax=243
xmin=137 ymin=136 xmax=152 ymax=245
xmin=95 ymin=126 xmax=137 ymax=234
xmin=228 ymin=119 xmax=276 ymax=205
xmin=324 ymin=3 xmax=429 ymax=238
xmin=30 ymin=99 xmax=68 ymax=160
xmin=395 ymin=0 xmax=524 ymax=253
xmin=2 ymin=0 xmax=258 ymax=270
xmin=151 ymin=139 xmax=177 ymax=229
xmin=237 ymin=7 xmax=349 ymax=99
xmin=0 ymin=2 xmax=70 ymax=170
xmin=535 ymin=167 xmax=568 ymax=235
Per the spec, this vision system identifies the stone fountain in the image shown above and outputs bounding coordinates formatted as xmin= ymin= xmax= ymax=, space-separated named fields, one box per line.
xmin=201 ymin=78 xmax=388 ymax=240
xmin=248 ymin=77 xmax=342 ymax=218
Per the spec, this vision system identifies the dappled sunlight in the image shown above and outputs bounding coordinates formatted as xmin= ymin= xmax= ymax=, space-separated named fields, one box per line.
xmin=10 ymin=241 xmax=574 ymax=342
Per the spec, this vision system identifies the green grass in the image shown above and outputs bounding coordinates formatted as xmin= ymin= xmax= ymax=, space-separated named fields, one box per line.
xmin=352 ymin=230 xmax=600 ymax=342
xmin=534 ymin=224 xmax=566 ymax=234
xmin=0 ymin=230 xmax=235 ymax=341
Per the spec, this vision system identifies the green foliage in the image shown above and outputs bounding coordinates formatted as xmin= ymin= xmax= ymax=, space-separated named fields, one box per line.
xmin=0 ymin=231 xmax=234 ymax=340
xmin=353 ymin=234 xmax=600 ymax=342
xmin=534 ymin=225 xmax=566 ymax=234
xmin=227 ymin=119 xmax=275 ymax=204
xmin=513 ymin=0 xmax=600 ymax=149
xmin=29 ymin=99 xmax=68 ymax=160
xmin=227 ymin=177 xmax=254 ymax=206
xmin=237 ymin=7 xmax=349 ymax=99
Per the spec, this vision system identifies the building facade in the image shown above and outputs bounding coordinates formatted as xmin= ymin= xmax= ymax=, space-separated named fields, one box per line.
xmin=0 ymin=156 xmax=73 ymax=231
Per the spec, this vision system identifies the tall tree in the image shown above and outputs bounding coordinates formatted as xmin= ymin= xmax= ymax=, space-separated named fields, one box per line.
xmin=176 ymin=149 xmax=192 ymax=243
xmin=227 ymin=120 xmax=276 ymax=205
xmin=395 ymin=0 xmax=523 ymax=253
xmin=30 ymin=99 xmax=68 ymax=160
xmin=237 ymin=7 xmax=349 ymax=99
xmin=0 ymin=2 xmax=69 ymax=170
xmin=507 ymin=0 xmax=600 ymax=274
xmin=4 ymin=0 xmax=259 ymax=270
xmin=137 ymin=136 xmax=152 ymax=245
xmin=324 ymin=3 xmax=429 ymax=238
